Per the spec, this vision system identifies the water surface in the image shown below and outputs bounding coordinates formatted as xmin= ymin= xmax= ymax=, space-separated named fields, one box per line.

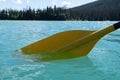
xmin=0 ymin=21 xmax=120 ymax=80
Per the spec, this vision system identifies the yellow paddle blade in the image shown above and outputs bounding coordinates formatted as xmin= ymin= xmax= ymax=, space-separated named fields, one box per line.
xmin=21 ymin=30 xmax=95 ymax=54
xmin=19 ymin=24 xmax=116 ymax=61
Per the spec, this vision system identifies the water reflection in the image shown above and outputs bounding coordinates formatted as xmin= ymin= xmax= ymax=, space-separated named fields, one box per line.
xmin=104 ymin=38 xmax=120 ymax=43
xmin=103 ymin=33 xmax=120 ymax=44
xmin=109 ymin=34 xmax=120 ymax=37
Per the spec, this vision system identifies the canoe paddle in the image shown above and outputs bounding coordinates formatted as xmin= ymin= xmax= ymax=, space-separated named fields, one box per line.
xmin=19 ymin=22 xmax=120 ymax=61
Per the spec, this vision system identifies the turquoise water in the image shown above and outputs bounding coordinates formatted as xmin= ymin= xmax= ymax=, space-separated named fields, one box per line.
xmin=0 ymin=21 xmax=120 ymax=80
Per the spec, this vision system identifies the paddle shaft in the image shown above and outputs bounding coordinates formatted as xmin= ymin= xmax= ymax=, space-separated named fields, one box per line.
xmin=56 ymin=22 xmax=120 ymax=52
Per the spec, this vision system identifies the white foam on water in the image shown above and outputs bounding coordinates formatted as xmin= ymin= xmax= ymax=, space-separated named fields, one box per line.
xmin=13 ymin=49 xmax=39 ymax=62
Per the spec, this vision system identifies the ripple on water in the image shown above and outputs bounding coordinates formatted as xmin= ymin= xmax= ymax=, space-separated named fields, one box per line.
xmin=0 ymin=64 xmax=47 ymax=80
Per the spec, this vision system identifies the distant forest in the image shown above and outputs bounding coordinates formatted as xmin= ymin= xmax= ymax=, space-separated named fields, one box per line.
xmin=0 ymin=6 xmax=73 ymax=20
xmin=0 ymin=4 xmax=120 ymax=20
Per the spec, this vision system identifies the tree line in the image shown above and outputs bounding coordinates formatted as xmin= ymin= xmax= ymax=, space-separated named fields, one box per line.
xmin=0 ymin=6 xmax=73 ymax=20
xmin=0 ymin=5 xmax=119 ymax=20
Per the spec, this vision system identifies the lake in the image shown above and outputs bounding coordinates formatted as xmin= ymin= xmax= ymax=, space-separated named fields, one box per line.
xmin=0 ymin=21 xmax=120 ymax=80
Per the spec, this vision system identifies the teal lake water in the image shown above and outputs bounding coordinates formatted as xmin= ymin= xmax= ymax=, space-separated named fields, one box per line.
xmin=0 ymin=21 xmax=120 ymax=80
